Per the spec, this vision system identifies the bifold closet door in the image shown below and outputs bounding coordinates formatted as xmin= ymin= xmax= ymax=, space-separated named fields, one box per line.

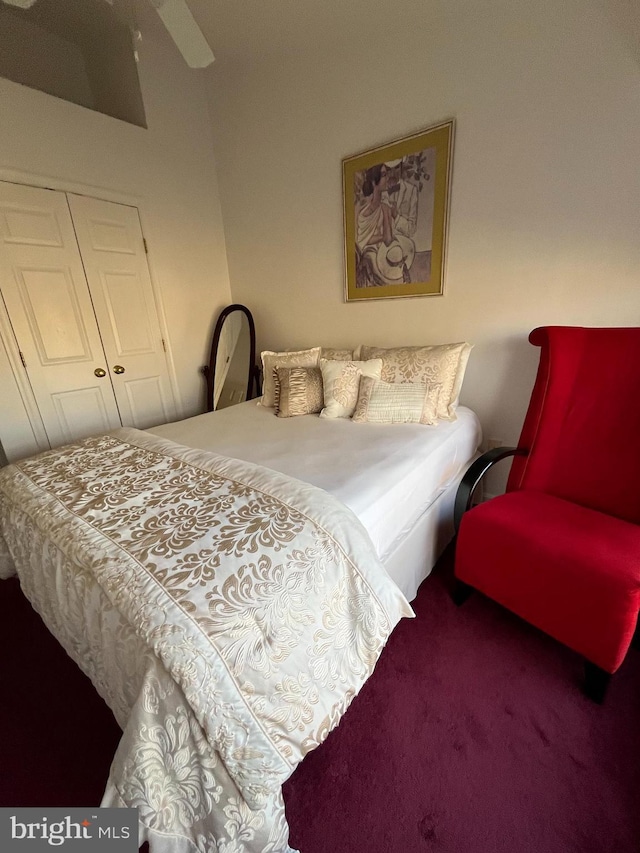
xmin=67 ymin=194 xmax=176 ymax=430
xmin=0 ymin=180 xmax=122 ymax=447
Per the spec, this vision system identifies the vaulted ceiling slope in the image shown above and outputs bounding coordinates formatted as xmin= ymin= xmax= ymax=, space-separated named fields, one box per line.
xmin=186 ymin=0 xmax=640 ymax=69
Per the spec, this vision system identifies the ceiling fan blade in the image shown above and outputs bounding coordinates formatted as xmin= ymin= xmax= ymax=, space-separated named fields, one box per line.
xmin=149 ymin=0 xmax=214 ymax=68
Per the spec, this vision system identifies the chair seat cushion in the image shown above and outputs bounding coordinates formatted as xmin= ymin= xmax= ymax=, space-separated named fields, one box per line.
xmin=455 ymin=490 xmax=640 ymax=672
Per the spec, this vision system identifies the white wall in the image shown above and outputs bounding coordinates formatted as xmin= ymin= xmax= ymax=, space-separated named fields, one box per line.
xmin=0 ymin=1 xmax=230 ymax=460
xmin=207 ymin=0 xmax=640 ymax=480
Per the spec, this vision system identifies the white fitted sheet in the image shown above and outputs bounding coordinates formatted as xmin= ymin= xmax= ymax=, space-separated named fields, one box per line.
xmin=150 ymin=402 xmax=481 ymax=565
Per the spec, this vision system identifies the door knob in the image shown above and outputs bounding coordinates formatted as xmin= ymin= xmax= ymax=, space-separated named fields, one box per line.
xmin=94 ymin=367 xmax=106 ymax=378
xmin=113 ymin=365 xmax=125 ymax=375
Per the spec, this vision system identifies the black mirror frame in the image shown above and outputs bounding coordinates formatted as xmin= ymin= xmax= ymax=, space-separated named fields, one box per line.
xmin=202 ymin=304 xmax=258 ymax=413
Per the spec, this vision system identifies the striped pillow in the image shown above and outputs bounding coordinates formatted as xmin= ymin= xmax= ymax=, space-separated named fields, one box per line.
xmin=352 ymin=377 xmax=441 ymax=425
xmin=260 ymin=347 xmax=321 ymax=408
xmin=275 ymin=366 xmax=324 ymax=417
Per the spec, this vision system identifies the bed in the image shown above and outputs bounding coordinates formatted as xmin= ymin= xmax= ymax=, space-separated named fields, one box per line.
xmin=0 ymin=401 xmax=481 ymax=853
xmin=150 ymin=401 xmax=482 ymax=600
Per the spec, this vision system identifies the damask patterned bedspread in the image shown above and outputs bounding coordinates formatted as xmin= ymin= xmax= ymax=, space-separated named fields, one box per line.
xmin=0 ymin=428 xmax=412 ymax=853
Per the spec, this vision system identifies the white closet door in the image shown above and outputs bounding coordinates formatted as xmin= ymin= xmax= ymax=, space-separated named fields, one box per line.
xmin=0 ymin=180 xmax=122 ymax=447
xmin=67 ymin=194 xmax=176 ymax=430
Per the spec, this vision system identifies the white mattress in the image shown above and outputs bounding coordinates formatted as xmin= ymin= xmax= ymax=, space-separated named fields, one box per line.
xmin=150 ymin=402 xmax=481 ymax=565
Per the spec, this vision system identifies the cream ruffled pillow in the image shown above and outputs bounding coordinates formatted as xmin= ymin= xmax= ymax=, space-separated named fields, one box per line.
xmin=359 ymin=343 xmax=472 ymax=420
xmin=260 ymin=347 xmax=321 ymax=408
xmin=352 ymin=377 xmax=441 ymax=425
xmin=319 ymin=358 xmax=383 ymax=419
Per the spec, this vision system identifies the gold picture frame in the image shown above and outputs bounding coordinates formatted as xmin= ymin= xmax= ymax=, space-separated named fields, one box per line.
xmin=343 ymin=119 xmax=454 ymax=302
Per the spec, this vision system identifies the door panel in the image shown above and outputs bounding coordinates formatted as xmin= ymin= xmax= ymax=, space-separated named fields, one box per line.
xmin=1 ymin=204 xmax=64 ymax=247
xmin=0 ymin=181 xmax=122 ymax=448
xmin=101 ymin=271 xmax=154 ymax=355
xmin=67 ymin=193 xmax=176 ymax=429
xmin=19 ymin=267 xmax=92 ymax=362
xmin=84 ymin=217 xmax=136 ymax=255
xmin=51 ymin=387 xmax=115 ymax=443
xmin=123 ymin=376 xmax=170 ymax=429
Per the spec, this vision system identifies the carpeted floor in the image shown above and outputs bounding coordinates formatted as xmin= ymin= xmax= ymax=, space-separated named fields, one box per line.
xmin=1 ymin=549 xmax=639 ymax=852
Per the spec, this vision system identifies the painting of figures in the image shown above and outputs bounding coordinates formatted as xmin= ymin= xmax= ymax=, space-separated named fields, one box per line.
xmin=343 ymin=121 xmax=454 ymax=301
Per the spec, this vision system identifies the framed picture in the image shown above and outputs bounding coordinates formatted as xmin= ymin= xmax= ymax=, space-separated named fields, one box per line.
xmin=343 ymin=119 xmax=454 ymax=302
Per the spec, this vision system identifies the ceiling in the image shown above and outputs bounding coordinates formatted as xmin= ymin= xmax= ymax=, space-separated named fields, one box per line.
xmin=184 ymin=0 xmax=640 ymax=71
xmin=4 ymin=0 xmax=637 ymax=73
xmin=184 ymin=0 xmax=408 ymax=67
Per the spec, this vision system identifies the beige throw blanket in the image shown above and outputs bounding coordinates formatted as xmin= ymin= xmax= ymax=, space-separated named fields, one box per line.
xmin=0 ymin=429 xmax=412 ymax=852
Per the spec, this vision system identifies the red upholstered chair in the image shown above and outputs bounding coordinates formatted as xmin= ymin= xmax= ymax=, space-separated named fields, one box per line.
xmin=453 ymin=326 xmax=640 ymax=702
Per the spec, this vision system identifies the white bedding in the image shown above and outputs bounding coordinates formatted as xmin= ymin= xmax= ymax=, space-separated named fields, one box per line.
xmin=0 ymin=429 xmax=411 ymax=853
xmin=151 ymin=402 xmax=482 ymax=565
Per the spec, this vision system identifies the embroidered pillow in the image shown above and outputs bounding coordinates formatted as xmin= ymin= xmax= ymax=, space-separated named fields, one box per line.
xmin=260 ymin=347 xmax=321 ymax=408
xmin=352 ymin=377 xmax=441 ymax=425
xmin=275 ymin=366 xmax=324 ymax=417
xmin=319 ymin=358 xmax=383 ymax=419
xmin=359 ymin=343 xmax=472 ymax=420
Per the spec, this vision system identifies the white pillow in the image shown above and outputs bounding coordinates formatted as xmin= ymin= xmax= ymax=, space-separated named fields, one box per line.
xmin=319 ymin=358 xmax=383 ymax=419
xmin=260 ymin=347 xmax=321 ymax=408
xmin=352 ymin=377 xmax=441 ymax=425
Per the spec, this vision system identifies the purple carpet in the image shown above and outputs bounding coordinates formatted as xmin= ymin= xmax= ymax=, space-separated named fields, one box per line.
xmin=1 ymin=550 xmax=639 ymax=852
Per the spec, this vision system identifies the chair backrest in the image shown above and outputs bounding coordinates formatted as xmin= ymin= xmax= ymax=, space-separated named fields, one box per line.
xmin=507 ymin=326 xmax=640 ymax=524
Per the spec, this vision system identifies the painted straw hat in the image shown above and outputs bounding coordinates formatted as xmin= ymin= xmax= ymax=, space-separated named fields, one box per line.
xmin=373 ymin=235 xmax=415 ymax=282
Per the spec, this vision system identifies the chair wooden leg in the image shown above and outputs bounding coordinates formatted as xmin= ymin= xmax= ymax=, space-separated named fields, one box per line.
xmin=584 ymin=661 xmax=611 ymax=704
xmin=451 ymin=579 xmax=473 ymax=606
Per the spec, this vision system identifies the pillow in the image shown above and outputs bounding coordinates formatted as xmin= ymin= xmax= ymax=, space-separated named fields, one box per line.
xmin=321 ymin=348 xmax=353 ymax=361
xmin=359 ymin=343 xmax=472 ymax=420
xmin=260 ymin=347 xmax=321 ymax=408
xmin=319 ymin=358 xmax=383 ymax=419
xmin=352 ymin=377 xmax=441 ymax=425
xmin=275 ymin=366 xmax=323 ymax=417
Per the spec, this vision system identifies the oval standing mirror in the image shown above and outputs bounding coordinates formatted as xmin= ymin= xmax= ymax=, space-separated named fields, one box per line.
xmin=203 ymin=304 xmax=257 ymax=412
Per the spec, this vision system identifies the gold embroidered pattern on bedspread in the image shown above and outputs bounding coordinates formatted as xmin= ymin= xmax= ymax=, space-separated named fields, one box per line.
xmin=0 ymin=428 xmax=412 ymax=852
